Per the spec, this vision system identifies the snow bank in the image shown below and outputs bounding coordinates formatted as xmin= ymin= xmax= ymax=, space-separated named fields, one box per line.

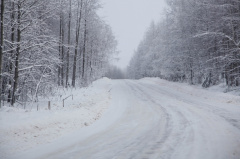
xmin=0 ymin=78 xmax=112 ymax=159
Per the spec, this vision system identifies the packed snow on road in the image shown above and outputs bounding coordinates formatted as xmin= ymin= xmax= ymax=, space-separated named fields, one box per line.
xmin=1 ymin=78 xmax=240 ymax=159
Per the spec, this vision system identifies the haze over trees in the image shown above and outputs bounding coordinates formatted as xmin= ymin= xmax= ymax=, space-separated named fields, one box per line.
xmin=105 ymin=65 xmax=125 ymax=79
xmin=0 ymin=0 xmax=117 ymax=107
xmin=128 ymin=0 xmax=240 ymax=88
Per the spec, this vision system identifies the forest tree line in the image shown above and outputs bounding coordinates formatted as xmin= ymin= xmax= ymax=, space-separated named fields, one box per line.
xmin=0 ymin=0 xmax=117 ymax=107
xmin=128 ymin=0 xmax=240 ymax=88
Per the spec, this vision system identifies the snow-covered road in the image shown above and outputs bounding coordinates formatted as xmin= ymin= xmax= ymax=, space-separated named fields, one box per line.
xmin=17 ymin=79 xmax=240 ymax=159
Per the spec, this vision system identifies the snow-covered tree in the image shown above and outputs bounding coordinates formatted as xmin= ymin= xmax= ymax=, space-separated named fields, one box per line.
xmin=128 ymin=0 xmax=240 ymax=88
xmin=0 ymin=0 xmax=117 ymax=107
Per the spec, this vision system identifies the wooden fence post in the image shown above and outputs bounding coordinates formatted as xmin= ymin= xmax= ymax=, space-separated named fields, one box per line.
xmin=63 ymin=99 xmax=64 ymax=107
xmin=48 ymin=101 xmax=51 ymax=110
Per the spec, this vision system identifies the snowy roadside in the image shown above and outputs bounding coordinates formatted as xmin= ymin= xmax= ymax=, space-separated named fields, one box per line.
xmin=142 ymin=77 xmax=240 ymax=104
xmin=0 ymin=78 xmax=112 ymax=159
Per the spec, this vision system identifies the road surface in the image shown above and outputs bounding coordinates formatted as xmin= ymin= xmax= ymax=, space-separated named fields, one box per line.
xmin=20 ymin=79 xmax=240 ymax=159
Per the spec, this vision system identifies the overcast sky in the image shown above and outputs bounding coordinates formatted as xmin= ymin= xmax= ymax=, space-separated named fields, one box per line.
xmin=98 ymin=0 xmax=167 ymax=69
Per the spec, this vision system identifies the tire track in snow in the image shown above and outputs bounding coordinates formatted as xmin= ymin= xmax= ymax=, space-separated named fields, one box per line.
xmin=126 ymin=80 xmax=194 ymax=159
xmin=129 ymin=80 xmax=240 ymax=159
xmin=137 ymin=80 xmax=240 ymax=130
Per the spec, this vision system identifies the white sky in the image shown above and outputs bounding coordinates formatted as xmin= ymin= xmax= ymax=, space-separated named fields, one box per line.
xmin=98 ymin=0 xmax=167 ymax=70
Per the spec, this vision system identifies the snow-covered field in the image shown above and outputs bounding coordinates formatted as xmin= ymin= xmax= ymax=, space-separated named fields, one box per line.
xmin=0 ymin=77 xmax=240 ymax=159
xmin=0 ymin=78 xmax=112 ymax=159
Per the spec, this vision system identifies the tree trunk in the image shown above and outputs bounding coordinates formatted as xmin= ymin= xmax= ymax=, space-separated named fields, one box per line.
xmin=82 ymin=19 xmax=87 ymax=79
xmin=58 ymin=10 xmax=62 ymax=86
xmin=61 ymin=10 xmax=64 ymax=87
xmin=8 ymin=1 xmax=15 ymax=103
xmin=90 ymin=41 xmax=93 ymax=78
xmin=66 ymin=0 xmax=71 ymax=88
xmin=0 ymin=0 xmax=4 ymax=108
xmin=72 ymin=0 xmax=83 ymax=87
xmin=11 ymin=1 xmax=21 ymax=106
